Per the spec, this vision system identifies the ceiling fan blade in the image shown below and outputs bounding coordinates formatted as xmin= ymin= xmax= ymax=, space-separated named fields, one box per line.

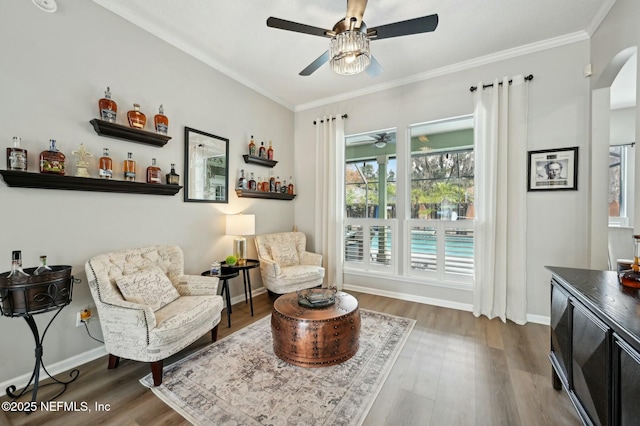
xmin=346 ymin=0 xmax=368 ymax=28
xmin=299 ymin=51 xmax=330 ymax=76
xmin=365 ymin=55 xmax=383 ymax=77
xmin=267 ymin=17 xmax=331 ymax=38
xmin=369 ymin=14 xmax=439 ymax=40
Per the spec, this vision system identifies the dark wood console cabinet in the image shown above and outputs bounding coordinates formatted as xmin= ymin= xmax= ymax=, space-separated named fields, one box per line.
xmin=547 ymin=267 xmax=640 ymax=425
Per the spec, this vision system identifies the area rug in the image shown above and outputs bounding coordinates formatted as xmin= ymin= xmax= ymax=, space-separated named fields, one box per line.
xmin=140 ymin=309 xmax=415 ymax=426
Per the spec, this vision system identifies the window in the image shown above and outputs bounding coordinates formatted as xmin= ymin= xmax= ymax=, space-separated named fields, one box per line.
xmin=609 ymin=144 xmax=634 ymax=226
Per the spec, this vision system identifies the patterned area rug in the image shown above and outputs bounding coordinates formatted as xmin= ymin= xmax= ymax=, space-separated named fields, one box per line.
xmin=140 ymin=309 xmax=415 ymax=426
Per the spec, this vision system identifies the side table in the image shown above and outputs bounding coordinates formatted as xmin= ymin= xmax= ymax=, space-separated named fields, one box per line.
xmin=221 ymin=259 xmax=260 ymax=317
xmin=201 ymin=269 xmax=239 ymax=327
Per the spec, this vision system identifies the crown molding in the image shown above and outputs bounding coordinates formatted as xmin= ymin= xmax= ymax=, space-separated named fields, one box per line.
xmin=295 ymin=31 xmax=590 ymax=111
xmin=584 ymin=0 xmax=617 ymax=36
xmin=91 ymin=0 xmax=294 ymax=111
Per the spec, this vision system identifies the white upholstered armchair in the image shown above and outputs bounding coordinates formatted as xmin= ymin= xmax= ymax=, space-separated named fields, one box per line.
xmin=85 ymin=245 xmax=224 ymax=386
xmin=254 ymin=231 xmax=324 ymax=294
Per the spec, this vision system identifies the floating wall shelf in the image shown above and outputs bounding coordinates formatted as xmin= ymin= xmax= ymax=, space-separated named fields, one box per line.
xmin=235 ymin=189 xmax=295 ymax=200
xmin=90 ymin=119 xmax=171 ymax=147
xmin=0 ymin=170 xmax=182 ymax=196
xmin=242 ymin=155 xmax=278 ymax=168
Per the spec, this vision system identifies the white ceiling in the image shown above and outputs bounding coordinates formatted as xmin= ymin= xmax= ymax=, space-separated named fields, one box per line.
xmin=89 ymin=0 xmax=633 ymax=111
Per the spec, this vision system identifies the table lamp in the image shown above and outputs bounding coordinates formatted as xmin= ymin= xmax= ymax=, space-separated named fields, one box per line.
xmin=226 ymin=214 xmax=255 ymax=266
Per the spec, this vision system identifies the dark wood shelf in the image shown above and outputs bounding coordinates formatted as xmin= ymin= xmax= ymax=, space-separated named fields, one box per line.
xmin=0 ymin=170 xmax=182 ymax=196
xmin=242 ymin=155 xmax=278 ymax=168
xmin=235 ymin=189 xmax=295 ymax=200
xmin=90 ymin=119 xmax=171 ymax=147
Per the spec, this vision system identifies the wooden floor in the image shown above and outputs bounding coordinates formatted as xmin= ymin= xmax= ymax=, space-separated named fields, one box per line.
xmin=0 ymin=291 xmax=580 ymax=426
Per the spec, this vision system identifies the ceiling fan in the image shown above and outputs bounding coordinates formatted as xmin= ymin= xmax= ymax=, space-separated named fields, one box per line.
xmin=266 ymin=0 xmax=438 ymax=76
xmin=369 ymin=132 xmax=394 ymax=148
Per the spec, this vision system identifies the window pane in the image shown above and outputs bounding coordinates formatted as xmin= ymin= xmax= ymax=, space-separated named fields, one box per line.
xmin=444 ymin=228 xmax=474 ymax=276
xmin=410 ymin=226 xmax=437 ymax=271
xmin=609 ymin=145 xmax=622 ymax=217
xmin=370 ymin=225 xmax=392 ymax=266
xmin=345 ymin=225 xmax=364 ymax=262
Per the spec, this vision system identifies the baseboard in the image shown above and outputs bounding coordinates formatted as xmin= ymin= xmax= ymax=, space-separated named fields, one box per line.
xmin=342 ymin=284 xmax=551 ymax=326
xmin=0 ymin=345 xmax=108 ymax=398
xmin=342 ymin=283 xmax=474 ymax=312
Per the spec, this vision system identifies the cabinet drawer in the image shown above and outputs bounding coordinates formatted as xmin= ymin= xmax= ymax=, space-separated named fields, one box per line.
xmin=613 ymin=336 xmax=640 ymax=425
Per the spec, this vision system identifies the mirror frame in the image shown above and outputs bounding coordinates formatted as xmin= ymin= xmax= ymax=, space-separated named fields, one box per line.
xmin=184 ymin=126 xmax=229 ymax=203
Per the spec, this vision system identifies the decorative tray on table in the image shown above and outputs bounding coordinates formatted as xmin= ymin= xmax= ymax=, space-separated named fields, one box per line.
xmin=297 ymin=287 xmax=337 ymax=308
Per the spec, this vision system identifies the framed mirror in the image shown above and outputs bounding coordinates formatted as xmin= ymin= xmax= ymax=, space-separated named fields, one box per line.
xmin=184 ymin=127 xmax=229 ymax=203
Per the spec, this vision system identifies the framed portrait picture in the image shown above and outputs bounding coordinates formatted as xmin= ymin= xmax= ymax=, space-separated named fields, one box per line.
xmin=527 ymin=147 xmax=578 ymax=191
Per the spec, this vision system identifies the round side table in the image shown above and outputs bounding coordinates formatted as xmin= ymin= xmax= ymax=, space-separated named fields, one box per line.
xmin=201 ymin=269 xmax=239 ymax=327
xmin=220 ymin=259 xmax=260 ymax=317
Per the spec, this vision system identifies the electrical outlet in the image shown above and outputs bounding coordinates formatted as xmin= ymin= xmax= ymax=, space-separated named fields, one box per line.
xmin=76 ymin=308 xmax=92 ymax=327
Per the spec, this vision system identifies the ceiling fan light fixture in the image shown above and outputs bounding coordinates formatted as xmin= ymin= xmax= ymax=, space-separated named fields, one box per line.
xmin=374 ymin=141 xmax=387 ymax=148
xmin=330 ymin=30 xmax=370 ymax=75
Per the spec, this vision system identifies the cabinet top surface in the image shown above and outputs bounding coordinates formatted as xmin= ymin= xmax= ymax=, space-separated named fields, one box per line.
xmin=547 ymin=266 xmax=640 ymax=343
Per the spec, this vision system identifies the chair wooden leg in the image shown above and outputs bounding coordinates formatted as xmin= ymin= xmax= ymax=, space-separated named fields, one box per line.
xmin=151 ymin=360 xmax=163 ymax=386
xmin=107 ymin=354 xmax=120 ymax=369
xmin=211 ymin=324 xmax=219 ymax=342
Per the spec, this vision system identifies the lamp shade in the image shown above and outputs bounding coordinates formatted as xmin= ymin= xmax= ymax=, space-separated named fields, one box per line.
xmin=226 ymin=214 xmax=255 ymax=236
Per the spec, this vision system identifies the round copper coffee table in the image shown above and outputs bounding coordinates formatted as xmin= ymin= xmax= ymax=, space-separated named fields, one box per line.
xmin=271 ymin=291 xmax=360 ymax=367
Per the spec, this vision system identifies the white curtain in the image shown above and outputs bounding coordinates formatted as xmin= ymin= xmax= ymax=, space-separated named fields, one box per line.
xmin=314 ymin=116 xmax=345 ymax=289
xmin=473 ymin=76 xmax=528 ymax=324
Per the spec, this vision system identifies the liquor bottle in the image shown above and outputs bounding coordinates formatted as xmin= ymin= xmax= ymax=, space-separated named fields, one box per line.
xmin=238 ymin=169 xmax=247 ymax=190
xmin=262 ymin=179 xmax=269 ymax=192
xmin=146 ymin=158 xmax=162 ymax=183
xmin=39 ymin=139 xmax=65 ymax=174
xmin=8 ymin=251 xmax=29 ymax=283
xmin=127 ymin=103 xmax=146 ymax=129
xmin=98 ymin=148 xmax=113 ymax=179
xmin=258 ymin=142 xmax=266 ymax=158
xmin=281 ymin=179 xmax=287 ymax=193
xmin=269 ymin=170 xmax=275 ymax=192
xmin=287 ymin=176 xmax=295 ymax=195
xmin=166 ymin=163 xmax=180 ymax=185
xmin=98 ymin=86 xmax=117 ymax=123
xmin=124 ymin=152 xmax=136 ymax=181
xmin=248 ymin=135 xmax=256 ymax=156
xmin=34 ymin=255 xmax=53 ymax=276
xmin=267 ymin=140 xmax=274 ymax=160
xmin=154 ymin=105 xmax=169 ymax=135
xmin=275 ymin=176 xmax=281 ymax=193
xmin=248 ymin=172 xmax=256 ymax=190
xmin=619 ymin=235 xmax=640 ymax=288
xmin=257 ymin=176 xmax=263 ymax=191
xmin=6 ymin=136 xmax=28 ymax=171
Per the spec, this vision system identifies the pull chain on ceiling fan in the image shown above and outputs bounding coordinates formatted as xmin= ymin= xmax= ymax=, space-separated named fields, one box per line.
xmin=267 ymin=0 xmax=438 ymax=76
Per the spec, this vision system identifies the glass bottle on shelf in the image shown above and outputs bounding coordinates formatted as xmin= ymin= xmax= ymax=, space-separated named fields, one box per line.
xmin=6 ymin=136 xmax=28 ymax=171
xmin=238 ymin=169 xmax=247 ymax=190
xmin=288 ymin=176 xmax=294 ymax=195
xmin=146 ymin=158 xmax=162 ymax=183
xmin=34 ymin=255 xmax=53 ymax=276
xmin=98 ymin=148 xmax=113 ymax=179
xmin=257 ymin=176 xmax=263 ymax=191
xmin=124 ymin=152 xmax=136 ymax=181
xmin=275 ymin=176 xmax=281 ymax=192
xmin=267 ymin=140 xmax=274 ymax=160
xmin=269 ymin=170 xmax=275 ymax=192
xmin=154 ymin=105 xmax=169 ymax=135
xmin=619 ymin=235 xmax=640 ymax=288
xmin=8 ymin=250 xmax=29 ymax=283
xmin=281 ymin=179 xmax=287 ymax=193
xmin=248 ymin=172 xmax=256 ymax=190
xmin=127 ymin=103 xmax=146 ymax=129
xmin=39 ymin=139 xmax=65 ymax=174
xmin=98 ymin=86 xmax=117 ymax=123
xmin=259 ymin=142 xmax=266 ymax=158
xmin=166 ymin=163 xmax=180 ymax=185
xmin=249 ymin=135 xmax=256 ymax=156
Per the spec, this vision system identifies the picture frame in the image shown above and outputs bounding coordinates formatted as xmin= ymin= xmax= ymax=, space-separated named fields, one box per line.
xmin=184 ymin=127 xmax=229 ymax=203
xmin=527 ymin=147 xmax=578 ymax=191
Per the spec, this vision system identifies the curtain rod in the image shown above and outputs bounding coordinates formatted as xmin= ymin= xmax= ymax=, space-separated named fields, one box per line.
xmin=469 ymin=74 xmax=534 ymax=92
xmin=313 ymin=114 xmax=348 ymax=125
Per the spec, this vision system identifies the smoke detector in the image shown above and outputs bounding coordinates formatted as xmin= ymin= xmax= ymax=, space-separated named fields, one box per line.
xmin=32 ymin=0 xmax=57 ymax=13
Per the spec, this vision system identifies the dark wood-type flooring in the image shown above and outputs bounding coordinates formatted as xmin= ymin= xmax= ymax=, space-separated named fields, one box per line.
xmin=0 ymin=291 xmax=580 ymax=425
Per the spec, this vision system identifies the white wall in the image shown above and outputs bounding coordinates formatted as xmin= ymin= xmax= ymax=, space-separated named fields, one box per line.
xmin=0 ymin=0 xmax=294 ymax=384
xmin=294 ymin=41 xmax=592 ymax=320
